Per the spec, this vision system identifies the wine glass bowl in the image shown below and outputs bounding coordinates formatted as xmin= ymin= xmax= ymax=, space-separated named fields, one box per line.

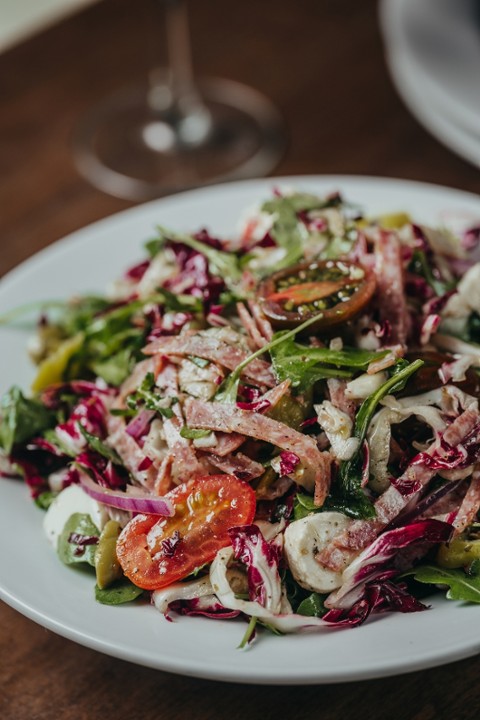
xmin=73 ymin=0 xmax=286 ymax=201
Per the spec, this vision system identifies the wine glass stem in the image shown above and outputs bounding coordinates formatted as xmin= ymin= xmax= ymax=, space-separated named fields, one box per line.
xmin=165 ymin=0 xmax=196 ymax=104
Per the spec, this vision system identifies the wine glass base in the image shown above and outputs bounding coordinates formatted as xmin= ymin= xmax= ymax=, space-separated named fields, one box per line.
xmin=72 ymin=77 xmax=286 ymax=201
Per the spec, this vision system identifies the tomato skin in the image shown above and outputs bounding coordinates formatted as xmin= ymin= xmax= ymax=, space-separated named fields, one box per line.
xmin=259 ymin=260 xmax=376 ymax=331
xmin=116 ymin=475 xmax=256 ymax=590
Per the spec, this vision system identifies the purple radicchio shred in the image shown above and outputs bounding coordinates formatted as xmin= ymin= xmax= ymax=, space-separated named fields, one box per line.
xmin=161 ymin=530 xmax=181 ymax=557
xmin=278 ymin=451 xmax=300 ymax=476
xmin=76 ymin=450 xmax=127 ymax=490
xmin=147 ymin=308 xmax=193 ymax=339
xmin=411 ymin=423 xmax=480 ymax=471
xmin=11 ymin=442 xmax=69 ymax=498
xmin=386 ymin=478 xmax=460 ymax=530
xmin=323 ymin=580 xmax=428 ymax=627
xmin=228 ymin=524 xmax=282 ymax=606
xmin=40 ymin=381 xmax=111 ymax=410
xmin=236 ymin=398 xmax=272 ymax=413
xmin=239 ymin=386 xmax=261 ymax=403
xmin=125 ymin=259 xmax=150 ymax=281
xmin=164 ymin=233 xmax=226 ymax=308
xmin=462 ymin=226 xmax=480 ymax=251
xmin=300 ymin=416 xmax=318 ymax=429
xmin=137 ymin=456 xmax=154 ymax=472
xmin=390 ymin=473 xmax=422 ymax=497
xmin=68 ymin=532 xmax=99 ymax=546
xmin=169 ymin=597 xmax=241 ymax=620
xmin=329 ymin=519 xmax=453 ymax=610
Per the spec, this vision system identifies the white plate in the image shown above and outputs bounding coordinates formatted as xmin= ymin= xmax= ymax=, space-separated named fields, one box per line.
xmin=2 ymin=176 xmax=480 ymax=685
xmin=380 ymin=0 xmax=480 ymax=168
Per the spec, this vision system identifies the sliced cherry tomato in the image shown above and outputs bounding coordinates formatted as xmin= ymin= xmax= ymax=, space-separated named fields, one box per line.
xmin=116 ymin=474 xmax=256 ymax=590
xmin=259 ymin=259 xmax=376 ymax=331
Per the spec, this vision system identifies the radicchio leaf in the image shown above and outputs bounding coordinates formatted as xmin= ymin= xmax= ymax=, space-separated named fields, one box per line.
xmin=228 ymin=525 xmax=282 ymax=609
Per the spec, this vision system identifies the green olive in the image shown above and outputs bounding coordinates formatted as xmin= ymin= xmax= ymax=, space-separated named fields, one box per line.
xmin=267 ymin=393 xmax=311 ymax=432
xmin=437 ymin=537 xmax=480 ymax=569
xmin=95 ymin=520 xmax=123 ymax=589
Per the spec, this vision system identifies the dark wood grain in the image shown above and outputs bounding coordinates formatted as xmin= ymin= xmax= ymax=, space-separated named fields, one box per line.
xmin=1 ymin=0 xmax=480 ymax=717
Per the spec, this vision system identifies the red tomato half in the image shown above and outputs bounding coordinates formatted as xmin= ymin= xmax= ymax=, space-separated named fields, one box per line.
xmin=116 ymin=474 xmax=256 ymax=590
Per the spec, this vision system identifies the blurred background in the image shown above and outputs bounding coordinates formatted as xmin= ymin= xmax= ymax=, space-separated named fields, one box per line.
xmin=2 ymin=0 xmax=480 ymax=718
xmin=2 ymin=0 xmax=480 ymax=279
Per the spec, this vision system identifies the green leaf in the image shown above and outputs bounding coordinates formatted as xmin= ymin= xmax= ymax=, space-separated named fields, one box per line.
xmin=335 ymin=359 xmax=424 ymax=519
xmin=215 ymin=312 xmax=334 ymax=403
xmin=0 ymin=386 xmax=55 ymax=455
xmin=405 ymin=564 xmax=480 ymax=604
xmin=125 ymin=372 xmax=176 ymax=418
xmin=90 ymin=348 xmax=134 ymax=386
xmin=78 ymin=425 xmax=122 ymax=464
xmin=293 ymin=492 xmax=318 ymax=520
xmin=95 ymin=578 xmax=145 ymax=605
xmin=34 ymin=491 xmax=58 ymax=510
xmin=270 ymin=336 xmax=383 ymax=393
xmin=57 ymin=513 xmax=99 ymax=567
xmin=296 ymin=593 xmax=327 ymax=617
xmin=259 ymin=192 xmax=349 ymax=275
xmin=156 ymin=227 xmax=243 ymax=287
xmin=409 ymin=250 xmax=452 ymax=297
xmin=145 ymin=236 xmax=166 ymax=258
xmin=353 ymin=359 xmax=424 ymax=447
xmin=180 ymin=426 xmax=213 ymax=440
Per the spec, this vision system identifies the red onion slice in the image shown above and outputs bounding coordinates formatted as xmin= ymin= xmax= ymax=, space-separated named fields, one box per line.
xmin=78 ymin=471 xmax=174 ymax=516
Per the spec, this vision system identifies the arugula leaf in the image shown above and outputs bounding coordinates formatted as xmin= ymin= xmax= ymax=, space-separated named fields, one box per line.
xmin=57 ymin=513 xmax=99 ymax=567
xmin=125 ymin=372 xmax=176 ymax=418
xmin=259 ymin=196 xmax=308 ymax=274
xmin=405 ymin=564 xmax=480 ymax=604
xmin=353 ymin=359 xmax=424 ymax=448
xmin=156 ymin=227 xmax=243 ymax=286
xmin=95 ymin=578 xmax=145 ymax=605
xmin=78 ymin=425 xmax=122 ymax=464
xmin=270 ymin=336 xmax=384 ymax=393
xmin=409 ymin=250 xmax=452 ymax=297
xmin=259 ymin=192 xmax=351 ymax=275
xmin=215 ymin=312 xmax=329 ymax=403
xmin=335 ymin=359 xmax=424 ymax=519
xmin=0 ymin=386 xmax=55 ymax=455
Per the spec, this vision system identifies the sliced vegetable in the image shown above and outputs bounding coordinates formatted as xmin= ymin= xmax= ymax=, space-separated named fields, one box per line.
xmin=259 ymin=260 xmax=376 ymax=331
xmin=116 ymin=475 xmax=256 ymax=590
xmin=95 ymin=520 xmax=123 ymax=589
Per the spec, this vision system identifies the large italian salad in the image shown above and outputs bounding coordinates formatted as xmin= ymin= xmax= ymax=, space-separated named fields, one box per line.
xmin=2 ymin=188 xmax=480 ymax=645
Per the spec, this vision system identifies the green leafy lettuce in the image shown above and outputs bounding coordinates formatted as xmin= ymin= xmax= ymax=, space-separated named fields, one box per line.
xmin=57 ymin=513 xmax=100 ymax=567
xmin=0 ymin=386 xmax=55 ymax=455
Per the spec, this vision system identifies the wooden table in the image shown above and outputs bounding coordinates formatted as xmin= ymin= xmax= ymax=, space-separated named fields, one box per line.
xmin=1 ymin=0 xmax=480 ymax=717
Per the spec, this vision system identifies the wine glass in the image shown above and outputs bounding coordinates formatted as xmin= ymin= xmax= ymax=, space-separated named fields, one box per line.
xmin=72 ymin=0 xmax=286 ymax=201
